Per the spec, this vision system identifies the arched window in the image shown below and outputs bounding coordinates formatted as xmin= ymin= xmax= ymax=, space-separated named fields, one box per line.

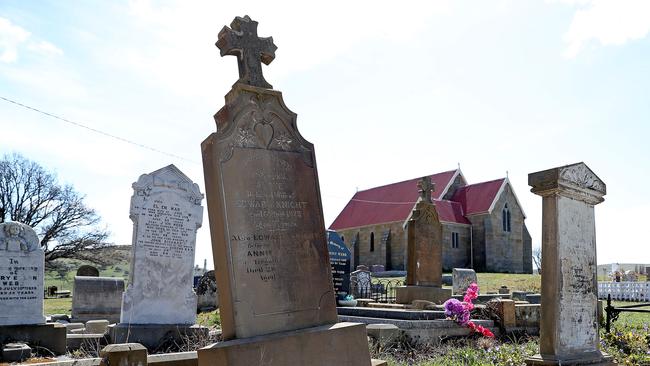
xmin=370 ymin=232 xmax=375 ymax=252
xmin=502 ymin=204 xmax=511 ymax=232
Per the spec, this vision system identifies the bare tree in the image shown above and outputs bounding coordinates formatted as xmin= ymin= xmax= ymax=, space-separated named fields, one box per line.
xmin=0 ymin=153 xmax=109 ymax=268
xmin=532 ymin=246 xmax=542 ymax=274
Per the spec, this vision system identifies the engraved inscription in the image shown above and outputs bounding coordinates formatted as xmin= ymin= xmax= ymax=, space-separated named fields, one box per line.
xmin=138 ymin=200 xmax=195 ymax=259
xmin=0 ymin=258 xmax=40 ymax=301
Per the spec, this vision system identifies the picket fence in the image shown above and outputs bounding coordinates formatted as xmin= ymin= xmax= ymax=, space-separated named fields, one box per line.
xmin=598 ymin=281 xmax=650 ymax=302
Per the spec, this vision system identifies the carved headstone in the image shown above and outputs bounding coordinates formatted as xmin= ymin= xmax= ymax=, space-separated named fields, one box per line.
xmin=395 ymin=178 xmax=451 ymax=304
xmin=120 ymin=165 xmax=204 ymax=324
xmin=0 ymin=222 xmax=45 ymax=326
xmin=349 ymin=268 xmax=372 ymax=299
xmin=526 ymin=162 xmax=613 ymax=365
xmin=199 ymin=15 xmax=374 ymax=366
xmin=327 ymin=231 xmax=351 ymax=300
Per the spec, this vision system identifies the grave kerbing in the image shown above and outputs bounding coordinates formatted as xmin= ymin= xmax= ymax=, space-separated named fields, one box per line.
xmin=198 ymin=15 xmax=378 ymax=366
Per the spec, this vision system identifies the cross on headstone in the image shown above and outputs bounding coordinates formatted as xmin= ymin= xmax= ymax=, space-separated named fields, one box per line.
xmin=417 ymin=177 xmax=434 ymax=203
xmin=216 ymin=15 xmax=277 ymax=89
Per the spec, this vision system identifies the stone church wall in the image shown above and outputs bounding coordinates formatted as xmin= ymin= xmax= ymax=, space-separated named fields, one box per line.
xmin=441 ymin=223 xmax=472 ymax=271
xmin=337 ymin=221 xmax=406 ymax=270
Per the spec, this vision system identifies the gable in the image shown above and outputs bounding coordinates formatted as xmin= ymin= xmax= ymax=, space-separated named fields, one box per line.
xmin=450 ymin=178 xmax=505 ymax=216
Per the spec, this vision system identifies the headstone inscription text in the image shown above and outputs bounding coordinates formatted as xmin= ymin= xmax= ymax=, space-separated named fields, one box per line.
xmin=0 ymin=222 xmax=45 ymax=326
xmin=327 ymin=232 xmax=351 ymax=300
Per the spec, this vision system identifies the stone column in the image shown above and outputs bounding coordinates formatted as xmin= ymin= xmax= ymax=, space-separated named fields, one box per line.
xmin=526 ymin=162 xmax=613 ymax=365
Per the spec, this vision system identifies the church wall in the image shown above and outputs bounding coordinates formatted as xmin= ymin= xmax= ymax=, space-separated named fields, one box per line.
xmin=483 ymin=184 xmax=527 ymax=273
xmin=522 ymin=224 xmax=533 ymax=274
xmin=336 ymin=221 xmax=407 ymax=270
xmin=467 ymin=214 xmax=487 ymax=272
xmin=441 ymin=223 xmax=472 ymax=271
xmin=442 ymin=174 xmax=466 ymax=200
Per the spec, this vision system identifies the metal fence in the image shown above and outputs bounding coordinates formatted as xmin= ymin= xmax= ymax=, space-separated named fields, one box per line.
xmin=598 ymin=281 xmax=650 ymax=302
xmin=349 ymin=276 xmax=404 ymax=303
xmin=604 ymin=294 xmax=650 ymax=333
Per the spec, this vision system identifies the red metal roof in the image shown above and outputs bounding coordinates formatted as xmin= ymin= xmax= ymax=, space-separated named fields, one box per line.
xmin=329 ymin=170 xmax=466 ymax=229
xmin=450 ymin=178 xmax=505 ymax=215
xmin=329 ymin=171 xmax=506 ymax=230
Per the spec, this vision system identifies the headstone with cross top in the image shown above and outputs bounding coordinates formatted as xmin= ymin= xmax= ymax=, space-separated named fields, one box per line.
xmin=417 ymin=177 xmax=435 ymax=203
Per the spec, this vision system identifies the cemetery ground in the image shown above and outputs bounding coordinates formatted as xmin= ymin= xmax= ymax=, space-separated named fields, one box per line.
xmin=40 ymin=271 xmax=650 ymax=365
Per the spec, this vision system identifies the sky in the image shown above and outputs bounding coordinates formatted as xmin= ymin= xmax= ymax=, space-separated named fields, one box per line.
xmin=1 ymin=0 xmax=649 ymax=269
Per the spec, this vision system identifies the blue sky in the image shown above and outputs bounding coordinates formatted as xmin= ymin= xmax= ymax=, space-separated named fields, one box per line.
xmin=1 ymin=0 xmax=649 ymax=268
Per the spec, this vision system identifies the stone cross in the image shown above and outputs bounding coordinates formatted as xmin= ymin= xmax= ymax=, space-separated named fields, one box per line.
xmin=216 ymin=15 xmax=277 ymax=89
xmin=417 ymin=177 xmax=435 ymax=203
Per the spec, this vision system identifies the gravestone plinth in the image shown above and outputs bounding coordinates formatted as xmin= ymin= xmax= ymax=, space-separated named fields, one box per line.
xmin=198 ymin=15 xmax=375 ymax=366
xmin=113 ymin=165 xmax=207 ymax=350
xmin=525 ymin=163 xmax=614 ymax=366
xmin=396 ymin=179 xmax=451 ymax=304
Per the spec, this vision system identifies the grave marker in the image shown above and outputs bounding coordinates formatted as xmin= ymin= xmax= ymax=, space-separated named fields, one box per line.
xmin=327 ymin=231 xmax=351 ymax=300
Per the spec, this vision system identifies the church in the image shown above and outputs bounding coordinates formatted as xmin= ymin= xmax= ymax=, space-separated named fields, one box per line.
xmin=329 ymin=169 xmax=533 ymax=274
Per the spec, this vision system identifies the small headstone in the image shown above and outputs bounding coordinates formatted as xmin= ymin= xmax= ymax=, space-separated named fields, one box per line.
xmin=120 ymin=165 xmax=204 ymax=325
xmin=350 ymin=269 xmax=372 ymax=298
xmin=76 ymin=265 xmax=100 ymax=277
xmin=327 ymin=231 xmax=351 ymax=300
xmin=71 ymin=276 xmax=124 ymax=323
xmin=525 ymin=293 xmax=541 ymax=304
xmin=452 ymin=268 xmax=478 ymax=295
xmin=0 ymin=222 xmax=45 ymax=325
xmin=85 ymin=320 xmax=109 ymax=334
xmin=196 ymin=270 xmax=219 ymax=312
xmin=371 ymin=265 xmax=385 ymax=273
xmin=498 ymin=285 xmax=509 ymax=294
xmin=47 ymin=285 xmax=58 ymax=297
xmin=442 ymin=274 xmax=452 ymax=286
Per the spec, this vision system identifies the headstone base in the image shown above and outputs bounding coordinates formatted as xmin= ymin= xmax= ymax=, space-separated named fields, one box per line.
xmin=525 ymin=352 xmax=615 ymax=365
xmin=0 ymin=323 xmax=66 ymax=355
xmin=396 ymin=286 xmax=451 ymax=304
xmin=108 ymin=324 xmax=209 ymax=351
xmin=197 ymin=322 xmax=380 ymax=366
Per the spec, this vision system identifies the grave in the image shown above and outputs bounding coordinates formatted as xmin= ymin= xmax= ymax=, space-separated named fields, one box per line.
xmin=109 ymin=165 xmax=208 ymax=349
xmin=452 ymin=268 xmax=478 ymax=295
xmin=76 ymin=265 xmax=100 ymax=277
xmin=198 ymin=15 xmax=378 ymax=366
xmin=196 ymin=270 xmax=219 ymax=312
xmin=0 ymin=222 xmax=66 ymax=354
xmin=350 ymin=267 xmax=372 ymax=299
xmin=526 ymin=162 xmax=613 ymax=365
xmin=71 ymin=276 xmax=124 ymax=323
xmin=396 ymin=177 xmax=451 ymax=304
xmin=327 ymin=231 xmax=352 ymax=300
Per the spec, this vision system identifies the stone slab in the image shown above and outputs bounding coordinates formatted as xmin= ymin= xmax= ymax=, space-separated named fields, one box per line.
xmin=2 ymin=343 xmax=32 ymax=363
xmin=452 ymin=293 xmax=510 ymax=304
xmin=100 ymin=343 xmax=147 ymax=366
xmin=0 ymin=323 xmax=66 ymax=355
xmin=148 ymin=351 xmax=198 ymax=366
xmin=366 ymin=324 xmax=400 ymax=344
xmin=71 ymin=276 xmax=124 ymax=323
xmin=337 ymin=306 xmax=446 ymax=320
xmin=85 ymin=320 xmax=109 ymax=334
xmin=0 ymin=222 xmax=46 ymax=326
xmin=525 ymin=353 xmax=615 ymax=365
xmin=108 ymin=324 xmax=209 ymax=351
xmin=197 ymin=322 xmax=371 ymax=366
xmin=396 ymin=285 xmax=451 ymax=304
xmin=121 ymin=165 xmax=203 ymax=325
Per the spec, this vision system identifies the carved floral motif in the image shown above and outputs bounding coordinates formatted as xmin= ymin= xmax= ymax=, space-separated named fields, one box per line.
xmin=560 ymin=164 xmax=605 ymax=192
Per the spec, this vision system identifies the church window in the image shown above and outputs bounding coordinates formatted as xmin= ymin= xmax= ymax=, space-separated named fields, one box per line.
xmin=451 ymin=232 xmax=459 ymax=249
xmin=502 ymin=204 xmax=511 ymax=232
xmin=370 ymin=232 xmax=375 ymax=252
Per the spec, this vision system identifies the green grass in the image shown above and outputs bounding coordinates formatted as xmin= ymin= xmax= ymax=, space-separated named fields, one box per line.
xmin=44 ymin=297 xmax=72 ymax=316
xmin=197 ymin=310 xmax=221 ymax=328
xmin=475 ymin=273 xmax=541 ymax=293
xmin=607 ymin=301 xmax=650 ymax=328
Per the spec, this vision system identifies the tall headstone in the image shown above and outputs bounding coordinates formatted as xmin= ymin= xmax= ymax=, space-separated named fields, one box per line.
xmin=395 ymin=177 xmax=451 ymax=304
xmin=0 ymin=222 xmax=45 ymax=326
xmin=198 ymin=15 xmax=376 ymax=366
xmin=109 ymin=165 xmax=208 ymax=349
xmin=327 ymin=231 xmax=351 ymax=300
xmin=526 ymin=162 xmax=613 ymax=365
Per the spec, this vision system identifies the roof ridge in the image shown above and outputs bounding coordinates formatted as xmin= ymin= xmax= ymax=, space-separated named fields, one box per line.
xmin=460 ymin=177 xmax=506 ymax=188
xmin=355 ymin=169 xmax=458 ymax=194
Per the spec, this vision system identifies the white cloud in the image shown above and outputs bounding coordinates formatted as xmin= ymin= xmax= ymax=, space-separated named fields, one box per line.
xmin=560 ymin=0 xmax=650 ymax=58
xmin=0 ymin=17 xmax=30 ymax=63
xmin=0 ymin=17 xmax=63 ymax=63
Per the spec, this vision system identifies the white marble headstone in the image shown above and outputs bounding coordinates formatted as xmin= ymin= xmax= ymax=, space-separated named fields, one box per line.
xmin=121 ymin=165 xmax=204 ymax=325
xmin=0 ymin=222 xmax=45 ymax=326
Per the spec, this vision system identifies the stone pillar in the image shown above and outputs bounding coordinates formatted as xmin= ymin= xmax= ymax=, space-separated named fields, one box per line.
xmin=526 ymin=163 xmax=613 ymax=365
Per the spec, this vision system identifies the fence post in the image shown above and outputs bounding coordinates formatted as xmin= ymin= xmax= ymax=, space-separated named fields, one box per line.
xmin=605 ymin=294 xmax=612 ymax=334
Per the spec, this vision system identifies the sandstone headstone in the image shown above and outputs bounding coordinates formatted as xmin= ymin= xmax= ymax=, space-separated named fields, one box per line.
xmin=452 ymin=268 xmax=478 ymax=295
xmin=526 ymin=162 xmax=613 ymax=365
xmin=71 ymin=276 xmax=124 ymax=323
xmin=76 ymin=265 xmax=99 ymax=277
xmin=120 ymin=165 xmax=204 ymax=324
xmin=0 ymin=222 xmax=45 ymax=326
xmin=396 ymin=178 xmax=451 ymax=304
xmin=198 ymin=15 xmax=373 ymax=366
xmin=327 ymin=231 xmax=351 ymax=300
